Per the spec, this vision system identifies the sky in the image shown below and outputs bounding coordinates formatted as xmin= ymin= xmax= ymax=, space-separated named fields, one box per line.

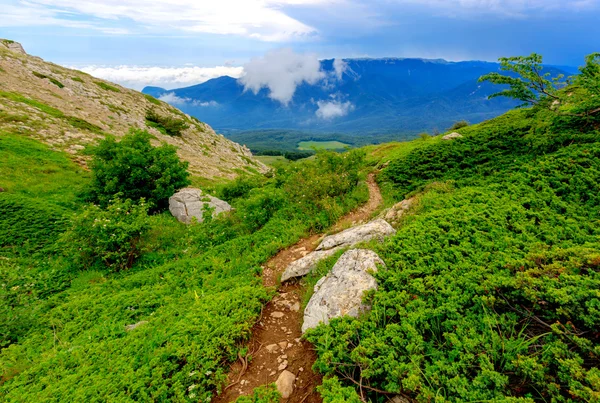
xmin=1 ymin=0 xmax=599 ymax=90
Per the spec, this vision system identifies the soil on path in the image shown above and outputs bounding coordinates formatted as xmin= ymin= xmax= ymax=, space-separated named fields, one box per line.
xmin=212 ymin=172 xmax=383 ymax=403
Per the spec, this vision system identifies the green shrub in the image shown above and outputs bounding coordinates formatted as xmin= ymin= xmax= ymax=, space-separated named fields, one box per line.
xmin=60 ymin=198 xmax=150 ymax=271
xmin=234 ymin=384 xmax=280 ymax=403
xmin=71 ymin=76 xmax=84 ymax=83
xmin=88 ymin=129 xmax=190 ymax=211
xmin=94 ymin=81 xmax=120 ymax=92
xmin=145 ymin=109 xmax=189 ymax=136
xmin=448 ymin=119 xmax=469 ymax=130
xmin=65 ymin=116 xmax=102 ymax=134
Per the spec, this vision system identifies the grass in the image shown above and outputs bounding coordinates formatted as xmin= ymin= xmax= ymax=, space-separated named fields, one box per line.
xmin=32 ymin=71 xmax=64 ymax=88
xmin=297 ymin=140 xmax=351 ymax=151
xmin=255 ymin=155 xmax=289 ymax=165
xmin=71 ymin=76 xmax=84 ymax=83
xmin=144 ymin=94 xmax=161 ymax=105
xmin=94 ymin=81 xmax=121 ymax=92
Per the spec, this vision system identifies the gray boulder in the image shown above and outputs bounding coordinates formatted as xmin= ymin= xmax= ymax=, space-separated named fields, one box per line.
xmin=316 ymin=219 xmax=395 ymax=251
xmin=302 ymin=249 xmax=384 ymax=333
xmin=280 ymin=247 xmax=341 ymax=282
xmin=276 ymin=370 xmax=296 ymax=399
xmin=380 ymin=198 xmax=414 ymax=226
xmin=442 ymin=132 xmax=463 ymax=140
xmin=169 ymin=188 xmax=232 ymax=224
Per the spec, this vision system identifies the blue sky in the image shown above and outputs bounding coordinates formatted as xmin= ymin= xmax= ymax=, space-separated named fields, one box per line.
xmin=1 ymin=0 xmax=598 ymax=89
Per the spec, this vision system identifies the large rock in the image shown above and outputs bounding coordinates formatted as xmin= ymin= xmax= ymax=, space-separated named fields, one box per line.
xmin=380 ymin=198 xmax=414 ymax=226
xmin=169 ymin=188 xmax=232 ymax=224
xmin=442 ymin=132 xmax=463 ymax=140
xmin=316 ymin=219 xmax=395 ymax=251
xmin=302 ymin=249 xmax=384 ymax=333
xmin=280 ymin=248 xmax=341 ymax=282
xmin=276 ymin=370 xmax=296 ymax=399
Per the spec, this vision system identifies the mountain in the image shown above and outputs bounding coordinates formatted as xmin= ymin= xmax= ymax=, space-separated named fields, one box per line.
xmin=142 ymin=58 xmax=571 ymax=136
xmin=0 ymin=39 xmax=266 ymax=178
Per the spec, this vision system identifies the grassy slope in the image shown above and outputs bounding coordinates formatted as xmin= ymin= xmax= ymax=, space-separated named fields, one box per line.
xmin=307 ymin=108 xmax=600 ymax=402
xmin=0 ymin=133 xmax=368 ymax=402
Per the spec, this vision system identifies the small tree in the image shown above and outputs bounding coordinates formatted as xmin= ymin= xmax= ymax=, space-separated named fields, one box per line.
xmin=479 ymin=53 xmax=565 ymax=107
xmin=448 ymin=120 xmax=469 ymax=131
xmin=89 ymin=129 xmax=190 ymax=211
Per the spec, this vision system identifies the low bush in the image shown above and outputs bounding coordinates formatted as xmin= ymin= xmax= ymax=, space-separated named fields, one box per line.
xmin=60 ymin=198 xmax=151 ymax=271
xmin=94 ymin=81 xmax=120 ymax=92
xmin=145 ymin=108 xmax=189 ymax=136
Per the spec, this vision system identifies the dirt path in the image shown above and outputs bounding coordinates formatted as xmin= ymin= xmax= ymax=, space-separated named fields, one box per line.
xmin=212 ymin=172 xmax=383 ymax=403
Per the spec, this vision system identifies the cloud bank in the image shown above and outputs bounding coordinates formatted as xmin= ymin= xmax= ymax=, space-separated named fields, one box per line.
xmin=75 ymin=65 xmax=243 ymax=90
xmin=316 ymin=100 xmax=354 ymax=119
xmin=158 ymin=92 xmax=219 ymax=107
xmin=239 ymin=48 xmax=325 ymax=105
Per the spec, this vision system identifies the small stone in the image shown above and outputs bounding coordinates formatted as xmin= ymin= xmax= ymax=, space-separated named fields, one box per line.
xmin=299 ymin=367 xmax=304 ymax=372
xmin=125 ymin=320 xmax=148 ymax=332
xmin=276 ymin=370 xmax=296 ymax=399
xmin=278 ymin=341 xmax=288 ymax=350
xmin=270 ymin=371 xmax=276 ymax=376
xmin=287 ymin=342 xmax=293 ymax=349
xmin=281 ymin=354 xmax=287 ymax=359
xmin=278 ymin=361 xmax=288 ymax=371
xmin=270 ymin=311 xmax=284 ymax=318
xmin=265 ymin=344 xmax=279 ymax=353
xmin=290 ymin=302 xmax=300 ymax=312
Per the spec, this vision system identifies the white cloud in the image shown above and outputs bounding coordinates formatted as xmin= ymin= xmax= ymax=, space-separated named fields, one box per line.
xmin=158 ymin=92 xmax=189 ymax=105
xmin=393 ymin=0 xmax=598 ymax=16
xmin=333 ymin=58 xmax=348 ymax=80
xmin=74 ymin=65 xmax=244 ymax=90
xmin=239 ymin=48 xmax=325 ymax=105
xmin=193 ymin=100 xmax=219 ymax=107
xmin=315 ymin=99 xmax=354 ymax=119
xmin=2 ymin=0 xmax=337 ymax=41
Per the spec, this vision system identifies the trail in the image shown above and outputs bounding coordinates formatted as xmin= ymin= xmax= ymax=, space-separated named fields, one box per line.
xmin=213 ymin=172 xmax=383 ymax=403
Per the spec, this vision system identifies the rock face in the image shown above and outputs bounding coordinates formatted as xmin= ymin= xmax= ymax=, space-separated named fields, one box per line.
xmin=442 ymin=132 xmax=464 ymax=140
xmin=280 ymin=248 xmax=341 ymax=282
xmin=276 ymin=370 xmax=296 ymax=399
xmin=380 ymin=198 xmax=414 ymax=226
xmin=302 ymin=249 xmax=384 ymax=333
xmin=316 ymin=219 xmax=396 ymax=251
xmin=169 ymin=188 xmax=232 ymax=224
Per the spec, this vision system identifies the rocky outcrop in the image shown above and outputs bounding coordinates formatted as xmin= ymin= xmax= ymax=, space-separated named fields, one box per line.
xmin=442 ymin=132 xmax=463 ymax=140
xmin=380 ymin=198 xmax=414 ymax=226
xmin=280 ymin=248 xmax=341 ymax=282
xmin=125 ymin=321 xmax=148 ymax=332
xmin=302 ymin=249 xmax=384 ymax=333
xmin=316 ymin=219 xmax=395 ymax=251
xmin=0 ymin=39 xmax=267 ymax=178
xmin=169 ymin=188 xmax=232 ymax=224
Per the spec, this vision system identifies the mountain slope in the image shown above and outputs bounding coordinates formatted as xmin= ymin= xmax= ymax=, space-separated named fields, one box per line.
xmin=0 ymin=39 xmax=266 ymax=178
xmin=143 ymin=58 xmax=569 ymax=135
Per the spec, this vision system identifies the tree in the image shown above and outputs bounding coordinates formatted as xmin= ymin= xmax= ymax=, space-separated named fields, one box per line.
xmin=89 ymin=129 xmax=190 ymax=211
xmin=479 ymin=53 xmax=566 ymax=107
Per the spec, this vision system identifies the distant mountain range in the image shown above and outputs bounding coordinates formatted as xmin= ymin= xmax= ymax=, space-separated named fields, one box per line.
xmin=143 ymin=58 xmax=574 ymax=136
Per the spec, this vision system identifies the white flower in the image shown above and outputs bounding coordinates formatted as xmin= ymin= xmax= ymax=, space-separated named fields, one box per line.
xmin=188 ymin=384 xmax=197 ymax=391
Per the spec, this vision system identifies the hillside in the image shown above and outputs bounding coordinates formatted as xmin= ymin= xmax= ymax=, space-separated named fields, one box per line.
xmin=1 ymin=52 xmax=599 ymax=403
xmin=0 ymin=39 xmax=266 ymax=179
xmin=143 ymin=58 xmax=570 ymax=137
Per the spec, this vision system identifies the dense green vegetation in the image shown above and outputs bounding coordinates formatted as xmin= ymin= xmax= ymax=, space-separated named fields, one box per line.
xmin=307 ymin=54 xmax=600 ymax=402
xmin=32 ymin=71 xmax=64 ymax=88
xmin=0 ymin=130 xmax=368 ymax=401
xmin=145 ymin=109 xmax=189 ymax=137
xmin=95 ymin=81 xmax=121 ymax=92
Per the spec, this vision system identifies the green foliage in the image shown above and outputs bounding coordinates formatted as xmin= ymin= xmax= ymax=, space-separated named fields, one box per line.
xmin=94 ymin=81 xmax=121 ymax=92
xmin=145 ymin=109 xmax=189 ymax=137
xmin=234 ymin=384 xmax=280 ymax=403
xmin=88 ymin=129 xmax=191 ymax=211
xmin=0 ymin=138 xmax=368 ymax=401
xmin=448 ymin=120 xmax=469 ymax=130
xmin=479 ymin=53 xmax=565 ymax=106
xmin=284 ymin=151 xmax=314 ymax=161
xmin=0 ymin=90 xmax=64 ymax=118
xmin=318 ymin=377 xmax=363 ymax=403
xmin=32 ymin=71 xmax=64 ymax=88
xmin=144 ymin=93 xmax=162 ymax=105
xmin=70 ymin=76 xmax=84 ymax=83
xmin=60 ymin=198 xmax=151 ymax=271
xmin=310 ymin=93 xmax=600 ymax=402
xmin=65 ymin=116 xmax=103 ymax=134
